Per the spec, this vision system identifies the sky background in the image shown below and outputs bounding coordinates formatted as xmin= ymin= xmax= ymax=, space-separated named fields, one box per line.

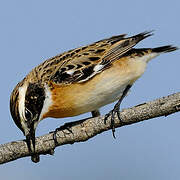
xmin=0 ymin=0 xmax=180 ymax=179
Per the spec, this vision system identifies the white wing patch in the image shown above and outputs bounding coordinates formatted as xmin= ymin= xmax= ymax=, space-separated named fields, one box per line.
xmin=93 ymin=64 xmax=105 ymax=72
xmin=66 ymin=70 xmax=75 ymax=75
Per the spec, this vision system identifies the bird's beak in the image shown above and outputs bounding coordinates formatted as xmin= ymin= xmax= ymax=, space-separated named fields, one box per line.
xmin=25 ymin=122 xmax=40 ymax=163
xmin=25 ymin=123 xmax=36 ymax=154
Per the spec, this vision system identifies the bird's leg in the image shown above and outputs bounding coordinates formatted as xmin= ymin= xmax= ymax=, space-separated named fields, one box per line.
xmin=104 ymin=84 xmax=132 ymax=138
xmin=91 ymin=109 xmax=101 ymax=117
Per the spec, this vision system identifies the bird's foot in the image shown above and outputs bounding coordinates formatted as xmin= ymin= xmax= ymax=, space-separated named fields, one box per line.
xmin=53 ymin=122 xmax=73 ymax=146
xmin=104 ymin=101 xmax=126 ymax=138
xmin=104 ymin=110 xmax=116 ymax=138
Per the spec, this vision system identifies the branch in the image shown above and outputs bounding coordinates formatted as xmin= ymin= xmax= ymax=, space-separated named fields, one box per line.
xmin=0 ymin=92 xmax=180 ymax=164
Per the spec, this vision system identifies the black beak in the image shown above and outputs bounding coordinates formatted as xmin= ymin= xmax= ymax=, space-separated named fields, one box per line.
xmin=26 ymin=126 xmax=36 ymax=154
xmin=25 ymin=125 xmax=40 ymax=163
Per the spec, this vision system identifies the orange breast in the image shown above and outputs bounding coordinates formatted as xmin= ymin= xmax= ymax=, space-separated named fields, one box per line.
xmin=43 ymin=57 xmax=146 ymax=119
xmin=43 ymin=81 xmax=95 ymax=118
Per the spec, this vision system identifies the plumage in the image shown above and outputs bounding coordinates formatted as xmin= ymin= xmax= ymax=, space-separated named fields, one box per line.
xmin=9 ymin=31 xmax=178 ymax=161
xmin=29 ymin=31 xmax=152 ymax=84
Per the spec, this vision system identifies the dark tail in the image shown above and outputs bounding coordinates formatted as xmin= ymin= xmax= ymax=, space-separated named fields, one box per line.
xmin=131 ymin=30 xmax=154 ymax=42
xmin=152 ymin=45 xmax=178 ymax=53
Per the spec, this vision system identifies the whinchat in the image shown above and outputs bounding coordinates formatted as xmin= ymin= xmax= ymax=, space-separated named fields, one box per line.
xmin=10 ymin=31 xmax=178 ymax=156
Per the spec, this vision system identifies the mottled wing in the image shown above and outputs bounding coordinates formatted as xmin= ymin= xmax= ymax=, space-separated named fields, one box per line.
xmin=50 ymin=31 xmax=153 ymax=84
xmin=49 ymin=33 xmax=126 ymax=84
xmin=100 ymin=31 xmax=153 ymax=65
xmin=33 ymin=34 xmax=125 ymax=83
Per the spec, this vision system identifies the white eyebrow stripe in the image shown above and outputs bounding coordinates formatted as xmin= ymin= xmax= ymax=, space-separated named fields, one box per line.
xmin=18 ymin=84 xmax=28 ymax=122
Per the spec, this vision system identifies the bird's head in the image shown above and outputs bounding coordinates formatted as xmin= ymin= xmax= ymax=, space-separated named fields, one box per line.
xmin=10 ymin=80 xmax=46 ymax=153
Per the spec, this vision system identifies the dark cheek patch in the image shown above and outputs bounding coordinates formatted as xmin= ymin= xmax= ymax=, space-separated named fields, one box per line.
xmin=25 ymin=83 xmax=45 ymax=121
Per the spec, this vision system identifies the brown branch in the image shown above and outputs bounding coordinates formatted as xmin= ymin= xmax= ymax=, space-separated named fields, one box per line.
xmin=0 ymin=92 xmax=180 ymax=164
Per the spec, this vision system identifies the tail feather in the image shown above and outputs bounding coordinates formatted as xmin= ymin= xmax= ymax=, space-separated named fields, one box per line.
xmin=152 ymin=45 xmax=178 ymax=53
xmin=130 ymin=30 xmax=154 ymax=42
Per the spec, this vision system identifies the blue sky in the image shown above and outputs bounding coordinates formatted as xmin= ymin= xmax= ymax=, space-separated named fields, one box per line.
xmin=0 ymin=0 xmax=180 ymax=179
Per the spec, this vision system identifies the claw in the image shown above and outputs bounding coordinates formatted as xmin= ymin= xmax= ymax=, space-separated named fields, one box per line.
xmin=53 ymin=122 xmax=73 ymax=147
xmin=104 ymin=112 xmax=110 ymax=124
xmin=110 ymin=111 xmax=116 ymax=138
xmin=53 ymin=128 xmax=59 ymax=147
xmin=104 ymin=84 xmax=132 ymax=138
xmin=104 ymin=109 xmax=117 ymax=138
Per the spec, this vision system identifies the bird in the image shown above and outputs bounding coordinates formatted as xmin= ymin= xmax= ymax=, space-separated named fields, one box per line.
xmin=10 ymin=31 xmax=178 ymax=159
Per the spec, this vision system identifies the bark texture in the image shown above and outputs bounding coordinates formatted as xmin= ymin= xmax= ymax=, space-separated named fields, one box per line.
xmin=0 ymin=92 xmax=180 ymax=164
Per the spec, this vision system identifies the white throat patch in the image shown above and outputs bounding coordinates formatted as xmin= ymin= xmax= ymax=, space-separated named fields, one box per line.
xmin=39 ymin=84 xmax=52 ymax=121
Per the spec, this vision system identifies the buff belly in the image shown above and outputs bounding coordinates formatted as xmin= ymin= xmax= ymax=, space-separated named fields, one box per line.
xmin=44 ymin=58 xmax=147 ymax=118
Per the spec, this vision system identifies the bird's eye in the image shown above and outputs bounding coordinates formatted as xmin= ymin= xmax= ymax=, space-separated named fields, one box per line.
xmin=25 ymin=108 xmax=33 ymax=121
